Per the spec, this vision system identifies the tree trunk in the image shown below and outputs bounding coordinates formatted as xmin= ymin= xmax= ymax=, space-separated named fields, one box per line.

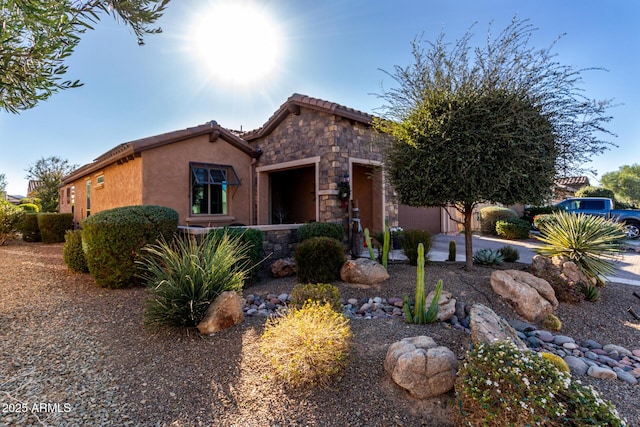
xmin=463 ymin=205 xmax=474 ymax=270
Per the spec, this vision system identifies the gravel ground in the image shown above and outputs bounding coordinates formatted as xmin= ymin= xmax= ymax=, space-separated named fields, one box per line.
xmin=1 ymin=239 xmax=639 ymax=426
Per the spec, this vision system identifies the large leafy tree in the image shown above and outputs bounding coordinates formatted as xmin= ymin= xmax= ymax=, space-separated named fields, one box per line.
xmin=25 ymin=156 xmax=77 ymax=212
xmin=1 ymin=0 xmax=170 ymax=113
xmin=601 ymin=164 xmax=640 ymax=207
xmin=0 ymin=173 xmax=7 ymax=193
xmin=376 ymin=18 xmax=615 ymax=268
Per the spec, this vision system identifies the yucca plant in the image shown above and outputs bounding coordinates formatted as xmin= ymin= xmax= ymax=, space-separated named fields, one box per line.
xmin=579 ymin=281 xmax=601 ymax=302
xmin=535 ymin=211 xmax=625 ymax=285
xmin=472 ymin=248 xmax=504 ymax=265
xmin=138 ymin=232 xmax=252 ymax=327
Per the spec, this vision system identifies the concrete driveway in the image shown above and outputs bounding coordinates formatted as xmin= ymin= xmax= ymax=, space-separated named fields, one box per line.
xmin=430 ymin=233 xmax=640 ymax=287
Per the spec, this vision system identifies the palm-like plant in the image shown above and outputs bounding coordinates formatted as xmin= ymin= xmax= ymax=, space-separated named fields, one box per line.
xmin=138 ymin=232 xmax=252 ymax=327
xmin=535 ymin=211 xmax=625 ymax=285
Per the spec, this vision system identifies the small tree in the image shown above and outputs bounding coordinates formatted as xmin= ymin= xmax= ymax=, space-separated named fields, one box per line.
xmin=376 ymin=18 xmax=614 ymax=268
xmin=25 ymin=156 xmax=77 ymax=212
xmin=575 ymin=185 xmax=615 ymax=199
xmin=601 ymin=164 xmax=640 ymax=207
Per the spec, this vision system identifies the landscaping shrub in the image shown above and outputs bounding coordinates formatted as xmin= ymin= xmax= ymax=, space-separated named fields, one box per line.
xmin=457 ymin=341 xmax=627 ymax=426
xmin=294 ymin=236 xmax=346 ymax=283
xmin=18 ymin=203 xmax=39 ymax=213
xmin=18 ymin=213 xmax=41 ymax=242
xmin=522 ymin=205 xmax=558 ymax=225
xmin=63 ymin=230 xmax=88 ymax=273
xmin=209 ymin=226 xmax=264 ymax=281
xmin=498 ymin=245 xmax=520 ymax=263
xmin=401 ymin=229 xmax=433 ymax=266
xmin=495 ymin=218 xmax=531 ymax=239
xmin=37 ymin=213 xmax=73 ymax=243
xmin=297 ymin=222 xmax=344 ymax=242
xmin=139 ymin=232 xmax=251 ymax=327
xmin=82 ymin=205 xmax=178 ymax=288
xmin=535 ymin=211 xmax=625 ymax=285
xmin=456 ymin=341 xmax=569 ymax=427
xmin=290 ymin=283 xmax=342 ymax=312
xmin=0 ymin=200 xmax=24 ymax=245
xmin=575 ymin=185 xmax=615 ymax=199
xmin=579 ymin=281 xmax=600 ymax=302
xmin=533 ymin=213 xmax=556 ymax=231
xmin=260 ymin=301 xmax=352 ymax=387
xmin=480 ymin=206 xmax=518 ymax=235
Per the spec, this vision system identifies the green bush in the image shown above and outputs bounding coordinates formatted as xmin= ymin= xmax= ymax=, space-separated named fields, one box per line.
xmin=209 ymin=227 xmax=264 ymax=281
xmin=497 ymin=245 xmax=520 ymax=263
xmin=82 ymin=205 xmax=178 ymax=288
xmin=533 ymin=213 xmax=556 ymax=231
xmin=18 ymin=213 xmax=41 ymax=242
xmin=63 ymin=230 xmax=89 ymax=273
xmin=522 ymin=205 xmax=558 ymax=224
xmin=0 ymin=200 xmax=24 ymax=245
xmin=139 ymin=232 xmax=251 ymax=327
xmin=294 ymin=236 xmax=346 ymax=283
xmin=37 ymin=213 xmax=73 ymax=243
xmin=535 ymin=211 xmax=625 ymax=285
xmin=401 ymin=229 xmax=433 ymax=266
xmin=260 ymin=302 xmax=352 ymax=387
xmin=18 ymin=203 xmax=39 ymax=213
xmin=290 ymin=283 xmax=342 ymax=312
xmin=575 ymin=185 xmax=615 ymax=199
xmin=297 ymin=222 xmax=344 ymax=242
xmin=495 ymin=218 xmax=531 ymax=239
xmin=480 ymin=206 xmax=518 ymax=235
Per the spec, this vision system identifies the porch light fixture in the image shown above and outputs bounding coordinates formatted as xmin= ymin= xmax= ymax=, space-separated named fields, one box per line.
xmin=338 ymin=173 xmax=350 ymax=209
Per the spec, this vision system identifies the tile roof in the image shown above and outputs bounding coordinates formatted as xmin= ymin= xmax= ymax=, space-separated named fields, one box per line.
xmin=242 ymin=93 xmax=375 ymax=140
xmin=555 ymin=176 xmax=590 ymax=188
xmin=62 ymin=122 xmax=259 ymax=185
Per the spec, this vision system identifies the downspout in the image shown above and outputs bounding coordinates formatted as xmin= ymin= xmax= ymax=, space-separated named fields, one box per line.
xmin=249 ymin=158 xmax=256 ymax=225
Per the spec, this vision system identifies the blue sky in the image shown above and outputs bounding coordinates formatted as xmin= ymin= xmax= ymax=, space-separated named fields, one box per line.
xmin=1 ymin=0 xmax=639 ymax=196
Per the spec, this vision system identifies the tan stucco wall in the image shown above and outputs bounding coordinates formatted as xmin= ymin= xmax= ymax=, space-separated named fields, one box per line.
xmin=141 ymin=134 xmax=254 ymax=226
xmin=60 ymin=159 xmax=143 ymax=224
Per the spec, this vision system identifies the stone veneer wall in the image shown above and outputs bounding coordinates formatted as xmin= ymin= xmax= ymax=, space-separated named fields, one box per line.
xmin=252 ymin=108 xmax=398 ymax=227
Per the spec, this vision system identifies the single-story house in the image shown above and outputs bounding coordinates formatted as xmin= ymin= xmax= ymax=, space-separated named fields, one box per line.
xmin=553 ymin=176 xmax=590 ymax=203
xmin=60 ymin=94 xmax=414 ymax=234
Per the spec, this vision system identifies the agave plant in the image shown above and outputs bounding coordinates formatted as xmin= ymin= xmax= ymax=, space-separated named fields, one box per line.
xmin=472 ymin=248 xmax=504 ymax=265
xmin=535 ymin=211 xmax=625 ymax=285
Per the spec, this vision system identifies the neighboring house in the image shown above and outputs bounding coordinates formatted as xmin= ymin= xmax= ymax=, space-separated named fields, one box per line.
xmin=27 ymin=180 xmax=42 ymax=197
xmin=60 ymin=94 xmax=401 ymax=233
xmin=554 ymin=176 xmax=590 ymax=203
xmin=6 ymin=194 xmax=24 ymax=205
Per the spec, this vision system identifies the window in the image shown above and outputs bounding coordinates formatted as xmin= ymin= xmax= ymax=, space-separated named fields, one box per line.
xmin=96 ymin=174 xmax=105 ymax=187
xmin=190 ymin=163 xmax=240 ymax=215
xmin=86 ymin=180 xmax=91 ymax=216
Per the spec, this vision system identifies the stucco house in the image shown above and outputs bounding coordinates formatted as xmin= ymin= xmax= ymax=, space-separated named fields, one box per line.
xmin=60 ymin=94 xmax=403 ymax=234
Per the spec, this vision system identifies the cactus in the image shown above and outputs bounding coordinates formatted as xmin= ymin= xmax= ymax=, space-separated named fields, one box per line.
xmin=448 ymin=240 xmax=456 ymax=262
xmin=425 ymin=280 xmax=443 ymax=323
xmin=382 ymin=224 xmax=390 ymax=270
xmin=402 ymin=243 xmax=442 ymax=324
xmin=541 ymin=313 xmax=562 ymax=332
xmin=364 ymin=228 xmax=375 ymax=261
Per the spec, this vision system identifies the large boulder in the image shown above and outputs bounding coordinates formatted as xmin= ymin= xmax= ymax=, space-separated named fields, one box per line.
xmin=490 ymin=269 xmax=558 ymax=322
xmin=384 ymin=336 xmax=458 ymax=399
xmin=425 ymin=290 xmax=456 ymax=322
xmin=270 ymin=258 xmax=296 ymax=278
xmin=530 ymin=254 xmax=593 ymax=286
xmin=469 ymin=304 xmax=528 ymax=351
xmin=197 ymin=291 xmax=244 ymax=335
xmin=340 ymin=258 xmax=390 ymax=286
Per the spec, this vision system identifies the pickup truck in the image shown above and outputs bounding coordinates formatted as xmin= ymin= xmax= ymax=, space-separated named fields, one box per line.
xmin=554 ymin=197 xmax=640 ymax=239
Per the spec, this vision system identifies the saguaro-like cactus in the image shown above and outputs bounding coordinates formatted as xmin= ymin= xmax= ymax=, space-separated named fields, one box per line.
xmin=364 ymin=228 xmax=375 ymax=261
xmin=403 ymin=243 xmax=442 ymax=324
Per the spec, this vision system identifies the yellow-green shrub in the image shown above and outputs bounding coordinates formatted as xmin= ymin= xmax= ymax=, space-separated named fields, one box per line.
xmin=260 ymin=302 xmax=352 ymax=387
xmin=540 ymin=352 xmax=570 ymax=373
xmin=290 ymin=283 xmax=342 ymax=312
xmin=294 ymin=236 xmax=345 ymax=283
xmin=37 ymin=213 xmax=73 ymax=243
xmin=63 ymin=230 xmax=88 ymax=273
xmin=480 ymin=206 xmax=518 ymax=235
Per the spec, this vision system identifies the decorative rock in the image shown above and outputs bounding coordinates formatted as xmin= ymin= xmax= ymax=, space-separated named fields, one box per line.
xmin=388 ymin=297 xmax=404 ymax=307
xmin=340 ymin=258 xmax=390 ymax=285
xmin=469 ymin=304 xmax=528 ymax=351
xmin=632 ymin=349 xmax=640 ymax=357
xmin=535 ymin=330 xmax=555 ymax=343
xmin=553 ymin=335 xmax=575 ymax=346
xmin=509 ymin=319 xmax=537 ymax=333
xmin=490 ymin=270 xmax=557 ymax=321
xmin=197 ymin=291 xmax=244 ymax=335
xmin=564 ymin=356 xmax=589 ymax=375
xmin=425 ymin=290 xmax=456 ymax=321
xmin=384 ymin=336 xmax=458 ymax=399
xmin=583 ymin=339 xmax=603 ymax=349
xmin=277 ymin=293 xmax=289 ymax=303
xmin=613 ymin=368 xmax=639 ymax=385
xmin=587 ymin=365 xmax=617 ymax=380
xmin=531 ymin=254 xmax=594 ymax=289
xmin=270 ymin=258 xmax=296 ymax=278
xmin=603 ymin=344 xmax=632 ymax=357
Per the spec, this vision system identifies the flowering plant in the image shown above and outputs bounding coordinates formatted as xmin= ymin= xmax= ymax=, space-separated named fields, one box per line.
xmin=455 ymin=341 xmax=626 ymax=426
